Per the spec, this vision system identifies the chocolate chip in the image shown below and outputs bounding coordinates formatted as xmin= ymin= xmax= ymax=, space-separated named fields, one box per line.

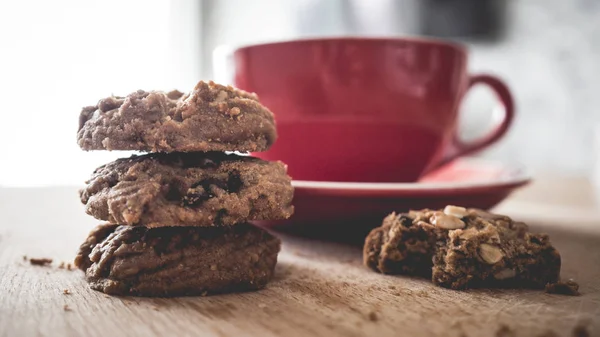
xmin=182 ymin=173 xmax=243 ymax=208
xmin=165 ymin=179 xmax=186 ymax=201
xmin=183 ymin=178 xmax=224 ymax=207
xmin=227 ymin=170 xmax=243 ymax=193
xmin=182 ymin=190 xmax=211 ymax=207
xmin=399 ymin=216 xmax=413 ymax=227
xmin=166 ymin=186 xmax=182 ymax=201
xmin=214 ymin=209 xmax=228 ymax=226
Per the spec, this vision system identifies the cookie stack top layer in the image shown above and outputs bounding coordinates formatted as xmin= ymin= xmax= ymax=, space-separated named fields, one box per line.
xmin=77 ymin=81 xmax=277 ymax=153
xmin=74 ymin=222 xmax=281 ymax=296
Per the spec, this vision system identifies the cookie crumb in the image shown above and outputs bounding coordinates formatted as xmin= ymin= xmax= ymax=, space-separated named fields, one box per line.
xmin=417 ymin=290 xmax=429 ymax=297
xmin=29 ymin=258 xmax=53 ymax=266
xmin=572 ymin=320 xmax=591 ymax=337
xmin=496 ymin=324 xmax=515 ymax=337
xmin=63 ymin=304 xmax=71 ymax=312
xmin=58 ymin=262 xmax=65 ymax=269
xmin=63 ymin=289 xmax=71 ymax=295
xmin=66 ymin=263 xmax=72 ymax=271
xmin=367 ymin=311 xmax=378 ymax=322
xmin=545 ymin=279 xmax=580 ymax=296
xmin=22 ymin=255 xmax=27 ymax=261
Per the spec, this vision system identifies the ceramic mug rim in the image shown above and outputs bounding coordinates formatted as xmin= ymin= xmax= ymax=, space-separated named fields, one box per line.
xmin=233 ymin=35 xmax=468 ymax=55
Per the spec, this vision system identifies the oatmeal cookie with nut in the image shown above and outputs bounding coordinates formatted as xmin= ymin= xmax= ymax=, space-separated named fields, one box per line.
xmin=74 ymin=222 xmax=281 ymax=296
xmin=364 ymin=206 xmax=561 ymax=290
xmin=80 ymin=152 xmax=294 ymax=227
xmin=77 ymin=81 xmax=277 ymax=153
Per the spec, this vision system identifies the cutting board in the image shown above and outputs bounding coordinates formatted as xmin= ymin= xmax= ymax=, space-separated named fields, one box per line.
xmin=0 ymin=186 xmax=598 ymax=337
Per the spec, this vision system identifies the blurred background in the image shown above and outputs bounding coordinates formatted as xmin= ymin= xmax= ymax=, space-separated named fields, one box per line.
xmin=0 ymin=0 xmax=599 ymax=186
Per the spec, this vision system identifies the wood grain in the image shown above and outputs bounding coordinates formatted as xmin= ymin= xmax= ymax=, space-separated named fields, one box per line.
xmin=0 ymin=183 xmax=599 ymax=337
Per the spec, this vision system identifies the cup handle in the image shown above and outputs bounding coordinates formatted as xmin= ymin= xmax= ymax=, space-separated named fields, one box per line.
xmin=435 ymin=74 xmax=515 ymax=168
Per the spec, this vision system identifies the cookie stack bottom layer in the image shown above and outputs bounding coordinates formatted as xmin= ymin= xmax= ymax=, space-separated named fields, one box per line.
xmin=75 ymin=223 xmax=280 ymax=297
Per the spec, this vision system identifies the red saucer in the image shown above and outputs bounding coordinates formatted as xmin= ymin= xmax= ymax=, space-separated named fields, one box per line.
xmin=262 ymin=158 xmax=530 ymax=240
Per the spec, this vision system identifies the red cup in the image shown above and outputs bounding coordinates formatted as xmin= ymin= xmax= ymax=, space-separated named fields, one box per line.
xmin=226 ymin=37 xmax=514 ymax=183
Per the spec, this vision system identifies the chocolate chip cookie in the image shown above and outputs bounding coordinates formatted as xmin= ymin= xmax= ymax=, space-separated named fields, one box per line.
xmin=74 ymin=223 xmax=281 ymax=297
xmin=364 ymin=206 xmax=561 ymax=290
xmin=80 ymin=152 xmax=294 ymax=227
xmin=77 ymin=81 xmax=277 ymax=153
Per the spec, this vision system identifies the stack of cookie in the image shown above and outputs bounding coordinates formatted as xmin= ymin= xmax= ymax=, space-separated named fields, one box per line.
xmin=74 ymin=81 xmax=294 ymax=297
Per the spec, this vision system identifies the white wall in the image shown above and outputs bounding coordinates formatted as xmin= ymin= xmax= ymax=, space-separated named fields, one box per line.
xmin=0 ymin=0 xmax=202 ymax=186
xmin=1 ymin=0 xmax=598 ymax=186
xmin=467 ymin=1 xmax=600 ymax=176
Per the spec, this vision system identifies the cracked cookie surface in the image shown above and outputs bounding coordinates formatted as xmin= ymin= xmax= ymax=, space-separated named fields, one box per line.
xmin=74 ymin=223 xmax=281 ymax=297
xmin=80 ymin=152 xmax=294 ymax=227
xmin=77 ymin=81 xmax=277 ymax=153
xmin=364 ymin=206 xmax=561 ymax=290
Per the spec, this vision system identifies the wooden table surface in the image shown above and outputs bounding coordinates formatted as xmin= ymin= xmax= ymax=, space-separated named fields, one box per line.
xmin=1 ymin=177 xmax=599 ymax=337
